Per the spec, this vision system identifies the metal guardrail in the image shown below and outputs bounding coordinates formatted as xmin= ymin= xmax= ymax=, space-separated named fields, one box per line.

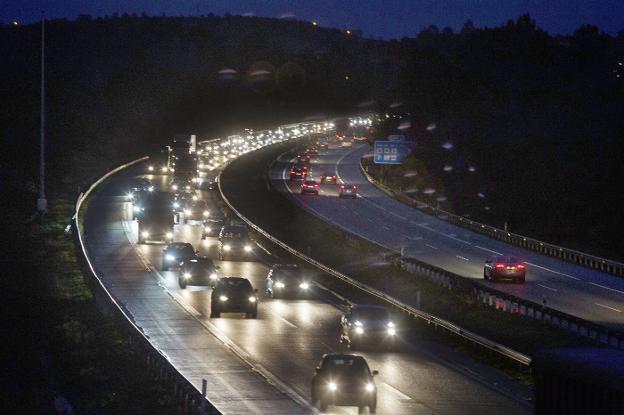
xmin=71 ymin=156 xmax=220 ymax=415
xmin=359 ymin=159 xmax=624 ymax=278
xmin=217 ymin=167 xmax=532 ymax=367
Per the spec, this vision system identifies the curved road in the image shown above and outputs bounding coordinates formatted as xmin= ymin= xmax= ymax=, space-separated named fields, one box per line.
xmin=273 ymin=143 xmax=624 ymax=331
xmin=83 ymin=163 xmax=530 ymax=414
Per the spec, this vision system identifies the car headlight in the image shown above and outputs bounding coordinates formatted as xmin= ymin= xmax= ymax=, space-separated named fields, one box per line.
xmin=165 ymin=255 xmax=175 ymax=261
xmin=354 ymin=320 xmax=363 ymax=327
xmin=388 ymin=328 xmax=396 ymax=336
xmin=365 ymin=383 xmax=375 ymax=392
xmin=219 ymin=295 xmax=228 ymax=302
xmin=248 ymin=296 xmax=256 ymax=303
xmin=183 ymin=272 xmax=192 ymax=279
xmin=223 ymin=245 xmax=231 ymax=251
xmin=141 ymin=231 xmax=149 ymax=238
xmin=299 ymin=282 xmax=309 ymax=290
xmin=133 ymin=206 xmax=141 ymax=212
xmin=203 ymin=210 xmax=209 ymax=217
xmin=275 ymin=282 xmax=285 ymax=288
xmin=328 ymin=382 xmax=337 ymax=391
xmin=387 ymin=321 xmax=395 ymax=328
xmin=355 ymin=327 xmax=364 ymax=334
xmin=203 ymin=226 xmax=211 ymax=233
xmin=165 ymin=232 xmax=173 ymax=239
xmin=161 ymin=166 xmax=168 ymax=173
xmin=148 ymin=165 xmax=154 ymax=171
xmin=172 ymin=184 xmax=178 ymax=191
xmin=185 ymin=185 xmax=191 ymax=190
xmin=126 ymin=193 xmax=134 ymax=200
xmin=173 ymin=202 xmax=180 ymax=209
xmin=183 ymin=209 xmax=190 ymax=215
xmin=147 ymin=186 xmax=154 ymax=192
xmin=209 ymin=273 xmax=218 ymax=280
xmin=244 ymin=245 xmax=252 ymax=252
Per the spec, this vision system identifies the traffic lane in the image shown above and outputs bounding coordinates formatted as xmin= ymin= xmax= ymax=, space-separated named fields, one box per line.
xmin=129 ymin=175 xmax=529 ymax=414
xmin=331 ymin=146 xmax=624 ymax=327
xmin=86 ymin=173 xmax=307 ymax=414
xmin=275 ymin=150 xmax=624 ymax=328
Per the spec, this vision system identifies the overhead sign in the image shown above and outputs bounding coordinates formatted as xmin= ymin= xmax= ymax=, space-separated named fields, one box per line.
xmin=374 ymin=141 xmax=410 ymax=164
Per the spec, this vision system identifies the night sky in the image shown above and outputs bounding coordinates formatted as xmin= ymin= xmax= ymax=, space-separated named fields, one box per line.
xmin=3 ymin=0 xmax=623 ymax=39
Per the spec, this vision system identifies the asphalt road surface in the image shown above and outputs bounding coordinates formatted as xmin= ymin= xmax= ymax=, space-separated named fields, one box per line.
xmin=273 ymin=142 xmax=624 ymax=331
xmin=82 ymin=165 xmax=530 ymax=414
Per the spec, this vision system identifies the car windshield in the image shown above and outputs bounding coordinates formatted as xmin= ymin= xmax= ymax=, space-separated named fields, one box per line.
xmin=170 ymin=245 xmax=193 ymax=256
xmin=187 ymin=260 xmax=214 ymax=274
xmin=219 ymin=279 xmax=252 ymax=291
xmin=223 ymin=231 xmax=247 ymax=239
xmin=324 ymin=357 xmax=369 ymax=377
xmin=274 ymin=267 xmax=301 ymax=279
xmin=351 ymin=307 xmax=389 ymax=321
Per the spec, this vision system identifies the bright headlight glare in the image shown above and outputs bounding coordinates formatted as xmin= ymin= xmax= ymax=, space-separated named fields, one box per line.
xmin=161 ymin=166 xmax=168 ymax=173
xmin=223 ymin=245 xmax=231 ymax=251
xmin=172 ymin=185 xmax=178 ymax=191
xmin=275 ymin=282 xmax=285 ymax=288
xmin=354 ymin=321 xmax=363 ymax=327
xmin=165 ymin=255 xmax=175 ymax=261
xmin=173 ymin=202 xmax=180 ymax=209
xmin=147 ymin=186 xmax=154 ymax=192
xmin=166 ymin=232 xmax=173 ymax=239
xmin=248 ymin=296 xmax=256 ymax=303
xmin=299 ymin=282 xmax=309 ymax=289
xmin=219 ymin=295 xmax=228 ymax=302
xmin=244 ymin=245 xmax=252 ymax=252
xmin=355 ymin=327 xmax=364 ymax=334
xmin=388 ymin=328 xmax=396 ymax=336
xmin=183 ymin=272 xmax=191 ymax=279
xmin=387 ymin=321 xmax=395 ymax=328
xmin=204 ymin=226 xmax=211 ymax=232
xmin=133 ymin=206 xmax=141 ymax=212
xmin=209 ymin=273 xmax=218 ymax=280
xmin=126 ymin=193 xmax=134 ymax=200
xmin=148 ymin=165 xmax=154 ymax=171
xmin=141 ymin=231 xmax=149 ymax=238
xmin=366 ymin=383 xmax=375 ymax=392
xmin=328 ymin=382 xmax=337 ymax=391
xmin=203 ymin=210 xmax=209 ymax=216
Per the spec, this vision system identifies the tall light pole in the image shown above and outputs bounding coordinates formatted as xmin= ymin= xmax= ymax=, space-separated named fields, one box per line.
xmin=37 ymin=14 xmax=47 ymax=213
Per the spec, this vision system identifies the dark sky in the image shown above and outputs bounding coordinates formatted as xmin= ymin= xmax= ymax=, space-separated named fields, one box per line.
xmin=4 ymin=0 xmax=623 ymax=39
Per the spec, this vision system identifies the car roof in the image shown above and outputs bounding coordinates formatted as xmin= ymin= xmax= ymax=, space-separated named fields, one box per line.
xmin=168 ymin=242 xmax=192 ymax=248
xmin=221 ymin=225 xmax=247 ymax=233
xmin=492 ymin=256 xmax=522 ymax=262
xmin=322 ymin=353 xmax=364 ymax=361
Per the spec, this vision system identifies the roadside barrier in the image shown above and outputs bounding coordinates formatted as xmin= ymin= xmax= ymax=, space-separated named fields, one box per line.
xmin=71 ymin=156 xmax=220 ymax=415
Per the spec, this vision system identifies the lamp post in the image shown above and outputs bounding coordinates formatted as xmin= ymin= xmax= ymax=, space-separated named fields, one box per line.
xmin=37 ymin=15 xmax=47 ymax=213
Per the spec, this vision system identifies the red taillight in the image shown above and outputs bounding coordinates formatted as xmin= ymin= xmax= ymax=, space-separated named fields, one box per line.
xmin=495 ymin=264 xmax=505 ymax=268
xmin=314 ymin=184 xmax=319 ymax=187
xmin=353 ymin=186 xmax=357 ymax=189
xmin=340 ymin=185 xmax=344 ymax=189
xmin=517 ymin=264 xmax=525 ymax=269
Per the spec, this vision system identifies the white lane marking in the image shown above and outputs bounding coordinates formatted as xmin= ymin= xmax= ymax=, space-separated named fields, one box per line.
xmin=475 ymin=245 xmax=503 ymax=256
xmin=595 ymin=303 xmax=622 ymax=313
xmin=381 ymin=225 xmax=390 ymax=231
xmin=425 ymin=244 xmax=438 ymax=250
xmin=407 ymin=236 xmax=423 ymax=241
xmin=589 ymin=282 xmax=624 ymax=295
xmin=441 ymin=233 xmax=472 ymax=245
xmin=538 ymin=284 xmax=558 ymax=292
xmin=278 ymin=316 xmax=298 ymax=328
xmin=456 ymin=255 xmax=470 ymax=261
xmin=381 ymin=382 xmax=412 ymax=401
xmin=525 ymin=262 xmax=580 ymax=281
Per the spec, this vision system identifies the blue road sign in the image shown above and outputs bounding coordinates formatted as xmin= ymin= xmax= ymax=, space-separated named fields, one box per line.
xmin=373 ymin=141 xmax=410 ymax=164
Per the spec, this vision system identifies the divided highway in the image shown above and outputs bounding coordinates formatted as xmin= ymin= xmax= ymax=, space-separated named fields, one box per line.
xmin=82 ymin=161 xmax=530 ymax=414
xmin=273 ymin=143 xmax=624 ymax=331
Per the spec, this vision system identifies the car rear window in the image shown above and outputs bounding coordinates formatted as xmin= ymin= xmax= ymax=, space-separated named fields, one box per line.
xmin=352 ymin=307 xmax=388 ymax=321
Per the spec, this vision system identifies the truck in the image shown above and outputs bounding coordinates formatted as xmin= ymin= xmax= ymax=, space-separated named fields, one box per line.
xmin=173 ymin=153 xmax=197 ymax=184
xmin=172 ymin=134 xmax=196 ymax=156
xmin=137 ymin=192 xmax=175 ymax=244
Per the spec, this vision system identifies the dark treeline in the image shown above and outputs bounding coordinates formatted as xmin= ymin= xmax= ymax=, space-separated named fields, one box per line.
xmin=1 ymin=13 xmax=623 ymax=254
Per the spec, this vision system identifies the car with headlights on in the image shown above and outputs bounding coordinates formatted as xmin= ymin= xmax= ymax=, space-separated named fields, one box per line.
xmin=311 ymin=354 xmax=378 ymax=413
xmin=210 ymin=277 xmax=258 ymax=318
xmin=266 ymin=264 xmax=311 ymax=298
xmin=320 ymin=172 xmax=337 ymax=184
xmin=339 ymin=184 xmax=358 ymax=198
xmin=182 ymin=199 xmax=210 ymax=223
xmin=484 ymin=256 xmax=526 ymax=283
xmin=201 ymin=218 xmax=225 ymax=239
xmin=162 ymin=242 xmax=197 ymax=271
xmin=178 ymin=256 xmax=219 ymax=289
xmin=300 ymin=179 xmax=320 ymax=195
xmin=218 ymin=225 xmax=253 ymax=260
xmin=297 ymin=153 xmax=311 ymax=163
xmin=340 ymin=305 xmax=397 ymax=350
xmin=289 ymin=164 xmax=308 ymax=180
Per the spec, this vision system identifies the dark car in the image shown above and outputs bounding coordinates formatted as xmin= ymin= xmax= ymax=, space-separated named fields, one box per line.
xmin=311 ymin=354 xmax=378 ymax=413
xmin=218 ymin=225 xmax=253 ymax=260
xmin=201 ymin=218 xmax=225 ymax=239
xmin=320 ymin=172 xmax=337 ymax=184
xmin=290 ymin=164 xmax=308 ymax=180
xmin=162 ymin=242 xmax=197 ymax=271
xmin=318 ymin=141 xmax=328 ymax=150
xmin=265 ymin=264 xmax=311 ymax=298
xmin=301 ymin=180 xmax=320 ymax=195
xmin=339 ymin=184 xmax=358 ymax=198
xmin=182 ymin=199 xmax=210 ymax=223
xmin=210 ymin=277 xmax=258 ymax=318
xmin=484 ymin=256 xmax=526 ymax=283
xmin=178 ymin=256 xmax=219 ymax=289
xmin=340 ymin=305 xmax=397 ymax=350
xmin=306 ymin=147 xmax=319 ymax=156
xmin=297 ymin=153 xmax=311 ymax=163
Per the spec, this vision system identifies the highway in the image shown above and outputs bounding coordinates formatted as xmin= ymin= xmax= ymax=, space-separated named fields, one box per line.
xmin=82 ymin=163 xmax=531 ymax=414
xmin=272 ymin=142 xmax=624 ymax=330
